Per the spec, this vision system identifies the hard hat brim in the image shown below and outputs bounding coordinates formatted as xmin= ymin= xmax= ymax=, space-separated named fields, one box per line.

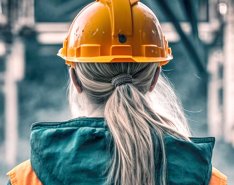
xmin=58 ymin=53 xmax=172 ymax=66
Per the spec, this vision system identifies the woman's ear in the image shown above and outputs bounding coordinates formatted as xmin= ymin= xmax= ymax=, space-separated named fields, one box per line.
xmin=70 ymin=67 xmax=83 ymax=93
xmin=149 ymin=66 xmax=161 ymax=92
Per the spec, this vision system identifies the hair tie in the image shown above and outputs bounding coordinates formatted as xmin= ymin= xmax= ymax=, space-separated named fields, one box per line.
xmin=111 ymin=74 xmax=133 ymax=87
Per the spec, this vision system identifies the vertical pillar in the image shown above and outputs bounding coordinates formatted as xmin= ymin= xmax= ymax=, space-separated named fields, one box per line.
xmin=4 ymin=39 xmax=24 ymax=165
xmin=207 ymin=50 xmax=223 ymax=138
xmin=223 ymin=1 xmax=234 ymax=145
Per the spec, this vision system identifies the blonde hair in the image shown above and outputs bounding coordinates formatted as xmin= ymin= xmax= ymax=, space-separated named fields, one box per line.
xmin=69 ymin=63 xmax=190 ymax=185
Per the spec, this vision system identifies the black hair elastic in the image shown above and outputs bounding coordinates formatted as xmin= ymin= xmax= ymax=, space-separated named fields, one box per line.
xmin=111 ymin=74 xmax=133 ymax=87
xmin=111 ymin=74 xmax=132 ymax=87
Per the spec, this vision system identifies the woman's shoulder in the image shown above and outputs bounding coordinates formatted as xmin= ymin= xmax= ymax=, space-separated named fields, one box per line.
xmin=164 ymin=134 xmax=216 ymax=184
xmin=7 ymin=160 xmax=227 ymax=185
xmin=209 ymin=167 xmax=227 ymax=185
xmin=7 ymin=160 xmax=42 ymax=185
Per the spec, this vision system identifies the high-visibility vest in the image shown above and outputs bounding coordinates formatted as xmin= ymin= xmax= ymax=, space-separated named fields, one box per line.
xmin=209 ymin=168 xmax=227 ymax=185
xmin=7 ymin=160 xmax=227 ymax=185
xmin=7 ymin=160 xmax=42 ymax=185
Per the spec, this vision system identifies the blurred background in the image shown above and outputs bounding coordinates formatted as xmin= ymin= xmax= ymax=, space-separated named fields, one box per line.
xmin=0 ymin=0 xmax=234 ymax=184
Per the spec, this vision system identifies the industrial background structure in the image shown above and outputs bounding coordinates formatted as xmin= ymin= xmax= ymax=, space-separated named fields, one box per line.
xmin=0 ymin=0 xmax=234 ymax=184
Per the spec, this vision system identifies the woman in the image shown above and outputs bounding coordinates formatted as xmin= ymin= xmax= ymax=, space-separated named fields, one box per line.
xmin=7 ymin=0 xmax=227 ymax=184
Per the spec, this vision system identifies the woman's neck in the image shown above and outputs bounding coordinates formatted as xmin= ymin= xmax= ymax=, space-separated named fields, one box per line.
xmin=70 ymin=92 xmax=104 ymax=118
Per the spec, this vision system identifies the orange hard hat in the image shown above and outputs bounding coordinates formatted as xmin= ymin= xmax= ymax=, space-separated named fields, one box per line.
xmin=58 ymin=0 xmax=173 ymax=66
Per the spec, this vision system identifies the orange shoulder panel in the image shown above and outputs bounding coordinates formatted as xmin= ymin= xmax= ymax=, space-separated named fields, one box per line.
xmin=7 ymin=160 xmax=43 ymax=185
xmin=209 ymin=167 xmax=227 ymax=185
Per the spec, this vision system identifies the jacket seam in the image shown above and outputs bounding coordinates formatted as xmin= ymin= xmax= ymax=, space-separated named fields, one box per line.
xmin=31 ymin=117 xmax=106 ymax=129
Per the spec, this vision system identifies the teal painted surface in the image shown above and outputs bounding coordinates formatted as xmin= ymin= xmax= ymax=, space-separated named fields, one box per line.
xmin=35 ymin=0 xmax=208 ymax=22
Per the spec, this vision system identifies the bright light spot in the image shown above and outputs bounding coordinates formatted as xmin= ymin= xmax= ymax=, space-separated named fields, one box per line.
xmin=218 ymin=2 xmax=228 ymax=15
xmin=0 ymin=41 xmax=6 ymax=56
xmin=37 ymin=33 xmax=67 ymax=44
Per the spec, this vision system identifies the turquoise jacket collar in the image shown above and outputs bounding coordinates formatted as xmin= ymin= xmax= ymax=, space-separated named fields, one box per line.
xmin=30 ymin=117 xmax=215 ymax=185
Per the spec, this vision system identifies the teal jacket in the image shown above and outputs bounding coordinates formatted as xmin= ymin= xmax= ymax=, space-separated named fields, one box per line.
xmin=8 ymin=117 xmax=215 ymax=185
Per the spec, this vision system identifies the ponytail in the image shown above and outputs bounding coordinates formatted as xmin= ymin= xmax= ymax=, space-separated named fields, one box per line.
xmin=105 ymin=84 xmax=166 ymax=185
xmin=69 ymin=63 xmax=190 ymax=185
